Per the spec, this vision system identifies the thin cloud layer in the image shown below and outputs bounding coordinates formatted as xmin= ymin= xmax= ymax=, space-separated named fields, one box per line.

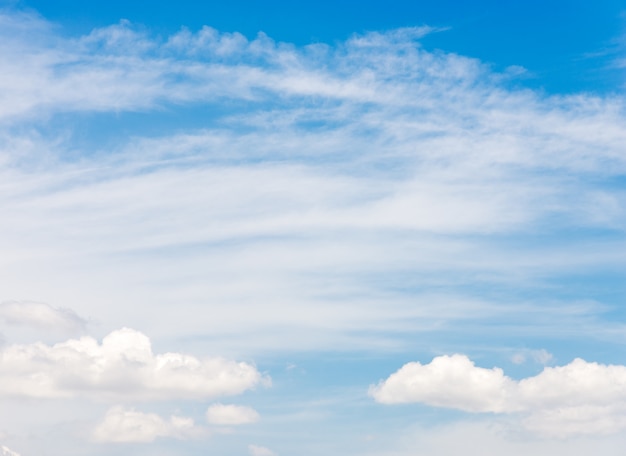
xmin=370 ymin=355 xmax=626 ymax=436
xmin=248 ymin=444 xmax=277 ymax=456
xmin=0 ymin=328 xmax=264 ymax=400
xmin=0 ymin=301 xmax=86 ymax=333
xmin=0 ymin=8 xmax=625 ymax=355
xmin=206 ymin=404 xmax=260 ymax=425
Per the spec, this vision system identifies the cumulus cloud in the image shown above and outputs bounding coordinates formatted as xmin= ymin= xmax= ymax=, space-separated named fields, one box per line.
xmin=0 ymin=301 xmax=86 ymax=332
xmin=92 ymin=406 xmax=202 ymax=443
xmin=248 ymin=444 xmax=277 ymax=456
xmin=206 ymin=404 xmax=260 ymax=425
xmin=370 ymin=355 xmax=626 ymax=436
xmin=0 ymin=328 xmax=265 ymax=400
xmin=369 ymin=354 xmax=516 ymax=413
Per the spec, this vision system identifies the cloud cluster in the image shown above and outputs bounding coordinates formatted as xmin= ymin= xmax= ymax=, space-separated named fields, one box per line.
xmin=370 ymin=355 xmax=626 ymax=436
xmin=0 ymin=328 xmax=264 ymax=400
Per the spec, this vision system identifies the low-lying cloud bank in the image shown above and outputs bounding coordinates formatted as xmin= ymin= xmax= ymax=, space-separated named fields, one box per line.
xmin=92 ymin=402 xmax=262 ymax=443
xmin=0 ymin=328 xmax=265 ymax=400
xmin=93 ymin=406 xmax=203 ymax=443
xmin=370 ymin=354 xmax=626 ymax=437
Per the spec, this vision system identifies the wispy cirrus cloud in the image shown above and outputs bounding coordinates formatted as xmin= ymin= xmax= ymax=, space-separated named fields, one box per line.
xmin=1 ymin=10 xmax=625 ymax=357
xmin=0 ymin=6 xmax=625 ymax=456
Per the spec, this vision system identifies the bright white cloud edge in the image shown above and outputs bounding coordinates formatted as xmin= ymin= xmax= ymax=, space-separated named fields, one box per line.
xmin=0 ymin=328 xmax=266 ymax=400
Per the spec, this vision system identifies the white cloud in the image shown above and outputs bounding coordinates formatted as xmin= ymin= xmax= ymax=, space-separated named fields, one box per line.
xmin=92 ymin=406 xmax=202 ymax=443
xmin=0 ymin=328 xmax=265 ymax=400
xmin=0 ymin=446 xmax=21 ymax=456
xmin=0 ymin=7 xmax=625 ymax=456
xmin=369 ymin=354 xmax=516 ymax=413
xmin=0 ymin=301 xmax=86 ymax=332
xmin=370 ymin=355 xmax=626 ymax=436
xmin=0 ymin=10 xmax=625 ymax=357
xmin=206 ymin=404 xmax=260 ymax=425
xmin=248 ymin=444 xmax=277 ymax=456
xmin=511 ymin=349 xmax=553 ymax=365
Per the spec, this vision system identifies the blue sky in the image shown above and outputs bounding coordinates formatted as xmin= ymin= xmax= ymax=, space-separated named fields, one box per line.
xmin=1 ymin=1 xmax=626 ymax=455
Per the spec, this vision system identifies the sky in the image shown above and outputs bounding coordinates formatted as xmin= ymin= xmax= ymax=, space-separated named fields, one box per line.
xmin=0 ymin=1 xmax=626 ymax=455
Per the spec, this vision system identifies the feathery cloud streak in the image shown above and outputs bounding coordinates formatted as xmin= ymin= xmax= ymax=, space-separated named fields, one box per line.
xmin=1 ymin=11 xmax=625 ymax=356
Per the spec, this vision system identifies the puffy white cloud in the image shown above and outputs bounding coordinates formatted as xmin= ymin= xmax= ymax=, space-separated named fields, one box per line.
xmin=517 ymin=358 xmax=626 ymax=410
xmin=92 ymin=406 xmax=202 ymax=443
xmin=370 ymin=355 xmax=626 ymax=436
xmin=248 ymin=444 xmax=277 ymax=456
xmin=206 ymin=404 xmax=260 ymax=425
xmin=0 ymin=301 xmax=86 ymax=332
xmin=369 ymin=354 xmax=517 ymax=413
xmin=0 ymin=328 xmax=265 ymax=400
